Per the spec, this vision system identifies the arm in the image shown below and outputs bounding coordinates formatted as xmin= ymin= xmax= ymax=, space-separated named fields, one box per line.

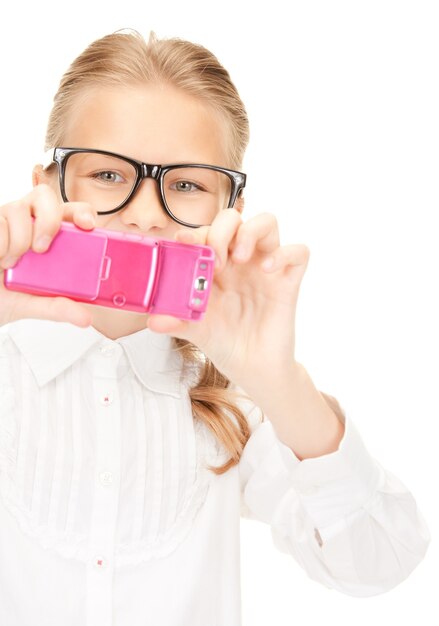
xmin=146 ymin=210 xmax=431 ymax=595
xmin=234 ymin=360 xmax=346 ymax=460
xmin=237 ymin=385 xmax=431 ymax=597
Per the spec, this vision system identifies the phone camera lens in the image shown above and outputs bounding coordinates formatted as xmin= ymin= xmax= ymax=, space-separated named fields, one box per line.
xmin=195 ymin=277 xmax=208 ymax=291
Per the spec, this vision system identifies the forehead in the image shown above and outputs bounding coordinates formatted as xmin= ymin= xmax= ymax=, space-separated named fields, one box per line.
xmin=61 ymin=84 xmax=230 ymax=166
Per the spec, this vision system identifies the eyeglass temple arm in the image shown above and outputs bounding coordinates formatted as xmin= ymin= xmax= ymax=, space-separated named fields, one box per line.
xmin=42 ymin=149 xmax=56 ymax=170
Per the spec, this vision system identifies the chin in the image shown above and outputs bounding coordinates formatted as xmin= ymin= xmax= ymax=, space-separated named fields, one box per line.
xmin=85 ymin=304 xmax=150 ymax=338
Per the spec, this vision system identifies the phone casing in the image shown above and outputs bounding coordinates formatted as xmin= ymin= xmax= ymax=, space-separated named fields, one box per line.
xmin=4 ymin=221 xmax=215 ymax=320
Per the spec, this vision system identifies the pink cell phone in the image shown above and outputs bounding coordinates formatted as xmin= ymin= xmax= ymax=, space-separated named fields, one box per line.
xmin=3 ymin=221 xmax=215 ymax=320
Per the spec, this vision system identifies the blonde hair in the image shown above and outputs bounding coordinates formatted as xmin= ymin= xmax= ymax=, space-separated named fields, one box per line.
xmin=45 ymin=29 xmax=249 ymax=170
xmin=45 ymin=29 xmax=262 ymax=475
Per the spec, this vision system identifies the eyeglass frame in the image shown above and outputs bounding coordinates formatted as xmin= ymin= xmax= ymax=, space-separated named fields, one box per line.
xmin=43 ymin=147 xmax=247 ymax=228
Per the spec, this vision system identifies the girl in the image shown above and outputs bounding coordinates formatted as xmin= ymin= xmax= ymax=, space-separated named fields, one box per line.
xmin=0 ymin=29 xmax=430 ymax=626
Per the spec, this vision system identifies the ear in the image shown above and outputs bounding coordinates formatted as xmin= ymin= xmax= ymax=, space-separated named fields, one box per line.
xmin=234 ymin=193 xmax=245 ymax=214
xmin=32 ymin=164 xmax=50 ymax=187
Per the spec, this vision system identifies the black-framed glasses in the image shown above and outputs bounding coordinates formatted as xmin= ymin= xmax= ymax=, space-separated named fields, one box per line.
xmin=43 ymin=147 xmax=247 ymax=228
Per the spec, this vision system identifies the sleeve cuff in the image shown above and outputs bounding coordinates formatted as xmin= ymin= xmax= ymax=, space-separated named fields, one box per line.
xmin=239 ymin=404 xmax=385 ymax=528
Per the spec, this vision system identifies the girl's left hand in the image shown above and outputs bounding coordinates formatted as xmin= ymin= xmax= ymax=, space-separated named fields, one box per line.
xmin=146 ymin=208 xmax=310 ymax=392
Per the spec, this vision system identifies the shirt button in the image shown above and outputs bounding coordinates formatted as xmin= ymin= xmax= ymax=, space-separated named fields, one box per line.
xmin=94 ymin=556 xmax=107 ymax=569
xmin=100 ymin=393 xmax=114 ymax=406
xmin=99 ymin=471 xmax=114 ymax=486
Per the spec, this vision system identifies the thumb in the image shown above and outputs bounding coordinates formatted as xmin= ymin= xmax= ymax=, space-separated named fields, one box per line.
xmin=146 ymin=314 xmax=190 ymax=337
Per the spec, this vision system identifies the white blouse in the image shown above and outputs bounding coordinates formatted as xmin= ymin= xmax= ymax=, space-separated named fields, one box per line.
xmin=0 ymin=318 xmax=430 ymax=626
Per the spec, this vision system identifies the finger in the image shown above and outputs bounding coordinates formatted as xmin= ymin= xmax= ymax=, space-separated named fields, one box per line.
xmin=26 ymin=184 xmax=64 ymax=252
xmin=204 ymin=208 xmax=243 ymax=270
xmin=65 ymin=202 xmax=97 ymax=230
xmin=41 ymin=297 xmax=93 ymax=327
xmin=0 ymin=214 xmax=10 ymax=261
xmin=176 ymin=209 xmax=244 ymax=270
xmin=28 ymin=184 xmax=96 ymax=251
xmin=146 ymin=313 xmax=189 ymax=337
xmin=146 ymin=313 xmax=205 ymax=347
xmin=1 ymin=184 xmax=64 ymax=259
xmin=174 ymin=225 xmax=210 ymax=244
xmin=260 ymin=244 xmax=310 ymax=273
xmin=11 ymin=292 xmax=93 ymax=328
xmin=29 ymin=189 xmax=96 ymax=251
xmin=173 ymin=228 xmax=221 ymax=268
xmin=0 ymin=199 xmax=34 ymax=265
xmin=231 ymin=212 xmax=280 ymax=263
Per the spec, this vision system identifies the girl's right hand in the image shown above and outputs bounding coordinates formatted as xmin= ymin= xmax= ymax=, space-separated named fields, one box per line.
xmin=0 ymin=184 xmax=97 ymax=329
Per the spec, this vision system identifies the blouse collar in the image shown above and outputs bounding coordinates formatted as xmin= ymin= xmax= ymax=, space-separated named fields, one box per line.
xmin=6 ymin=318 xmax=187 ymax=397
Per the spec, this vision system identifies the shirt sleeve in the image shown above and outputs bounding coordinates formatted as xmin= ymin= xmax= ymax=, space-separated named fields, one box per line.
xmin=237 ymin=390 xmax=431 ymax=597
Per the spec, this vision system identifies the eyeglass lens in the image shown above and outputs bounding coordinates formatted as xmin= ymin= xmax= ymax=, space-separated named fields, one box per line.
xmin=63 ymin=152 xmax=233 ymax=226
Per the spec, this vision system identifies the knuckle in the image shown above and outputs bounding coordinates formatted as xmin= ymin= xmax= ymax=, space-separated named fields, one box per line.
xmin=4 ymin=199 xmax=25 ymax=215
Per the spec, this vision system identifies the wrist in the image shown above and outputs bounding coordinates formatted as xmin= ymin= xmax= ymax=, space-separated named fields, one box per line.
xmin=252 ymin=361 xmax=345 ymax=460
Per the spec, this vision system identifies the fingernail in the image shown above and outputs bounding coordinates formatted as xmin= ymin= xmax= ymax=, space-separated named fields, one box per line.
xmin=34 ymin=235 xmax=52 ymax=252
xmin=80 ymin=212 xmax=96 ymax=226
xmin=215 ymin=255 xmax=222 ymax=269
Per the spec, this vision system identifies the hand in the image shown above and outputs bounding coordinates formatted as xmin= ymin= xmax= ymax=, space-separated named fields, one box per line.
xmin=0 ymin=184 xmax=97 ymax=329
xmin=146 ymin=208 xmax=310 ymax=393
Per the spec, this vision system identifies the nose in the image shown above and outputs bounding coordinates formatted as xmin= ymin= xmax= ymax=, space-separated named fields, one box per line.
xmin=119 ymin=177 xmax=171 ymax=231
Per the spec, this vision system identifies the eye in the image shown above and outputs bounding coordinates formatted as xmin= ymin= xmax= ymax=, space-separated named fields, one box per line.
xmin=92 ymin=170 xmax=125 ymax=184
xmin=172 ymin=180 xmax=202 ymax=192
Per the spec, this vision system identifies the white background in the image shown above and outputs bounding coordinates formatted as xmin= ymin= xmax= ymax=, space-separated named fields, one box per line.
xmin=0 ymin=1 xmax=437 ymax=624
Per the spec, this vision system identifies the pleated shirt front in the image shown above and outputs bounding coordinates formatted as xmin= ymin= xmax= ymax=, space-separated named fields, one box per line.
xmin=0 ymin=318 xmax=430 ymax=626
